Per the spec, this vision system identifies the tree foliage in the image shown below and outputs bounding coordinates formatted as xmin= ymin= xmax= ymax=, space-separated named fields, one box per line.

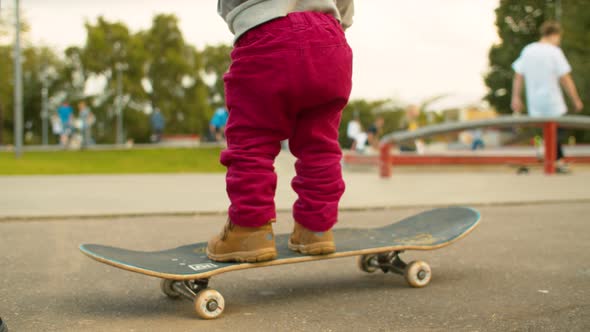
xmin=1 ymin=13 xmax=229 ymax=144
xmin=201 ymin=44 xmax=232 ymax=107
xmin=0 ymin=45 xmax=11 ymax=144
xmin=561 ymin=0 xmax=590 ymax=141
xmin=142 ymin=14 xmax=211 ymax=136
xmin=81 ymin=17 xmax=150 ymax=142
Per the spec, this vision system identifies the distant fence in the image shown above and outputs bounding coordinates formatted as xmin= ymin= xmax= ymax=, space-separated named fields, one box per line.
xmin=371 ymin=115 xmax=590 ymax=177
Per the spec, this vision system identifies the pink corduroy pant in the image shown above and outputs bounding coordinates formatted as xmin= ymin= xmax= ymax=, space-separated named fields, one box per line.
xmin=221 ymin=12 xmax=353 ymax=232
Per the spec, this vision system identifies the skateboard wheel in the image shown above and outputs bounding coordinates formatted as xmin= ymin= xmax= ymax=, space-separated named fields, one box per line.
xmin=404 ymin=261 xmax=431 ymax=288
xmin=160 ymin=279 xmax=181 ymax=299
xmin=194 ymin=289 xmax=225 ymax=319
xmin=357 ymin=255 xmax=379 ymax=273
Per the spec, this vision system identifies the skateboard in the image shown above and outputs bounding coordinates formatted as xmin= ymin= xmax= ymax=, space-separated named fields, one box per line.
xmin=509 ymin=162 xmax=573 ymax=175
xmin=80 ymin=207 xmax=480 ymax=319
xmin=508 ymin=163 xmax=539 ymax=174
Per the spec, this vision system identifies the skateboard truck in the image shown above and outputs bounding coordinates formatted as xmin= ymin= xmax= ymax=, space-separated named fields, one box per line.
xmin=169 ymin=279 xmax=209 ymax=300
xmin=376 ymin=250 xmax=407 ymax=275
xmin=358 ymin=250 xmax=432 ymax=288
xmin=161 ymin=278 xmax=226 ymax=319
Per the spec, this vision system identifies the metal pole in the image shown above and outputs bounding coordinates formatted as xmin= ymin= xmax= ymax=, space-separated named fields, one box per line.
xmin=13 ymin=0 xmax=23 ymax=157
xmin=116 ymin=65 xmax=123 ymax=145
xmin=40 ymin=57 xmax=49 ymax=146
xmin=543 ymin=122 xmax=557 ymax=175
xmin=41 ymin=84 xmax=48 ymax=145
xmin=379 ymin=143 xmax=393 ymax=178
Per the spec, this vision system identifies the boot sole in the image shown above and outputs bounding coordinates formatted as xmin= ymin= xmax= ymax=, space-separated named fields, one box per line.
xmin=288 ymin=240 xmax=336 ymax=255
xmin=206 ymin=248 xmax=277 ymax=263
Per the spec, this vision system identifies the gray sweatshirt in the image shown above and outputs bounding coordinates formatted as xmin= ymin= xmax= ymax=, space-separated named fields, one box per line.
xmin=218 ymin=0 xmax=354 ymax=42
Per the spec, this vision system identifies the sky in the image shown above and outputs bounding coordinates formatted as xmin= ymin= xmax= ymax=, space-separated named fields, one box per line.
xmin=13 ymin=0 xmax=499 ymax=109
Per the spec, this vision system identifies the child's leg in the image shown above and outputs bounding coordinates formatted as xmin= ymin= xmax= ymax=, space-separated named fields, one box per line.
xmin=220 ymin=64 xmax=293 ymax=228
xmin=208 ymin=20 xmax=301 ymax=262
xmin=289 ymin=98 xmax=347 ymax=232
xmin=286 ymin=98 xmax=348 ymax=255
xmin=287 ymin=13 xmax=352 ymax=233
xmin=220 ymin=119 xmax=284 ymax=227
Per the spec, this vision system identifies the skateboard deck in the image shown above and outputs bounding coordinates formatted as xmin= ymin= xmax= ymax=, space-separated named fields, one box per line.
xmin=81 ymin=207 xmax=480 ymax=280
xmin=80 ymin=207 xmax=480 ymax=319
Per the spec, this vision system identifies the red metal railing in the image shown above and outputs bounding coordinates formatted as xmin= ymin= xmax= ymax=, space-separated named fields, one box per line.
xmin=371 ymin=116 xmax=590 ymax=178
xmin=543 ymin=122 xmax=557 ymax=174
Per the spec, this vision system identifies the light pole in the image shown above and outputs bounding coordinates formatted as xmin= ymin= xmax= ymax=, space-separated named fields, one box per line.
xmin=114 ymin=61 xmax=129 ymax=145
xmin=116 ymin=63 xmax=124 ymax=145
xmin=41 ymin=82 xmax=48 ymax=145
xmin=13 ymin=0 xmax=23 ymax=157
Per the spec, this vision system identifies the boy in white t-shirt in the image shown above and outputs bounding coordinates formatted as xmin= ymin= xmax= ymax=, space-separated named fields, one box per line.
xmin=511 ymin=21 xmax=583 ymax=172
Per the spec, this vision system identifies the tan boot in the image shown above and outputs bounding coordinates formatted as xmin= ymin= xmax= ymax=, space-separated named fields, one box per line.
xmin=288 ymin=222 xmax=336 ymax=255
xmin=207 ymin=220 xmax=277 ymax=263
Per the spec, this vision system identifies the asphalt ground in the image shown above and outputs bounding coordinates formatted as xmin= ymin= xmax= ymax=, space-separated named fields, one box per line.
xmin=1 ymin=203 xmax=589 ymax=331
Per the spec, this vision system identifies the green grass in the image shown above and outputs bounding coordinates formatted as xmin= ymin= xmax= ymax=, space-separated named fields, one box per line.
xmin=0 ymin=148 xmax=225 ymax=175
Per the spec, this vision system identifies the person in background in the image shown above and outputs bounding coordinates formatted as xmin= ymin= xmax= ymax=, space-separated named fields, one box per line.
xmin=400 ymin=104 xmax=425 ymax=154
xmin=50 ymin=113 xmax=63 ymax=144
xmin=367 ymin=116 xmax=384 ymax=150
xmin=78 ymin=101 xmax=95 ymax=147
xmin=57 ymin=101 xmax=74 ymax=147
xmin=404 ymin=105 xmax=421 ymax=132
xmin=471 ymin=129 xmax=485 ymax=151
xmin=209 ymin=106 xmax=229 ymax=142
xmin=511 ymin=20 xmax=583 ymax=173
xmin=346 ymin=111 xmax=366 ymax=152
xmin=150 ymin=108 xmax=165 ymax=143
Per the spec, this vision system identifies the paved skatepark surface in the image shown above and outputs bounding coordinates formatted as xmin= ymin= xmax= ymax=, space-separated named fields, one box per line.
xmin=1 ymin=203 xmax=589 ymax=331
xmin=2 ymin=171 xmax=590 ymax=219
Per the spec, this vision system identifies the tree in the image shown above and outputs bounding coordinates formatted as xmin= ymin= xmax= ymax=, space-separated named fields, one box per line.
xmin=22 ymin=46 xmax=64 ymax=144
xmin=142 ymin=14 xmax=211 ymax=137
xmin=0 ymin=10 xmax=16 ymax=144
xmin=0 ymin=12 xmax=237 ymax=145
xmin=561 ymin=0 xmax=590 ymax=141
xmin=0 ymin=9 xmax=59 ymax=145
xmin=80 ymin=16 xmax=150 ymax=142
xmin=61 ymin=46 xmax=87 ymax=101
xmin=0 ymin=44 xmax=11 ymax=144
xmin=0 ymin=45 xmax=64 ymax=145
xmin=201 ymin=44 xmax=232 ymax=107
